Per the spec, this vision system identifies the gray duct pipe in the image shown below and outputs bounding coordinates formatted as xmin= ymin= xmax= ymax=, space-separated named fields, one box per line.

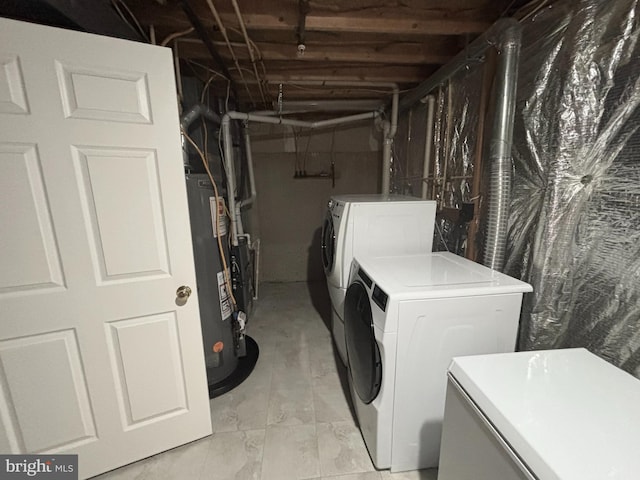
xmin=181 ymin=103 xmax=221 ymax=131
xmin=180 ymin=103 xmax=222 ymax=168
xmin=222 ymin=110 xmax=379 ymax=245
xmin=398 ymin=18 xmax=522 ymax=271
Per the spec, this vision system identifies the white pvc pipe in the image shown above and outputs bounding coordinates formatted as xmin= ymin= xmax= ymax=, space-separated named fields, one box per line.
xmin=222 ymin=109 xmax=380 ymax=245
xmin=239 ymin=123 xmax=257 ymax=209
xmin=381 ymin=121 xmax=392 ymax=194
xmin=381 ymin=85 xmax=399 ymax=194
xmin=221 ymin=118 xmax=240 ymax=243
xmin=274 ymin=99 xmax=384 ymax=112
xmin=421 ymin=96 xmax=436 ymax=199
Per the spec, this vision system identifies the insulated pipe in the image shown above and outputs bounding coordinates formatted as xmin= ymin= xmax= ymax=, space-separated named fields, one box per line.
xmin=421 ymin=95 xmax=436 ymax=199
xmin=222 ymin=110 xmax=379 ymax=244
xmin=399 ymin=18 xmax=522 ymax=271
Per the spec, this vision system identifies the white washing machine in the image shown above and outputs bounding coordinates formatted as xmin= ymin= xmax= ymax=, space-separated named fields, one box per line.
xmin=343 ymin=252 xmax=532 ymax=472
xmin=321 ymin=195 xmax=436 ymax=364
xmin=438 ymin=348 xmax=640 ymax=480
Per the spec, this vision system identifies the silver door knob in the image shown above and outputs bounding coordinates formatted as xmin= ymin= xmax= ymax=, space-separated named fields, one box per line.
xmin=176 ymin=285 xmax=192 ymax=300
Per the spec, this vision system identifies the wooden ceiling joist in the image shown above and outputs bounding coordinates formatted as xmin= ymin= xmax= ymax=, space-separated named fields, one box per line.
xmin=178 ymin=39 xmax=454 ymax=65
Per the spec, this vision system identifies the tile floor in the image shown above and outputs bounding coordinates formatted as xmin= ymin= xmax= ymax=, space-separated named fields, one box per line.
xmin=95 ymin=282 xmax=437 ymax=480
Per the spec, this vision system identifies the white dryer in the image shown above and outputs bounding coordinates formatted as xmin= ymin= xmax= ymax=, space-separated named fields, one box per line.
xmin=321 ymin=195 xmax=436 ymax=364
xmin=343 ymin=252 xmax=532 ymax=472
xmin=439 ymin=349 xmax=640 ymax=480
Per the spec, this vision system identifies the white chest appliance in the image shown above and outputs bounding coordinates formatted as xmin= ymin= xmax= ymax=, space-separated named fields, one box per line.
xmin=321 ymin=195 xmax=436 ymax=364
xmin=438 ymin=348 xmax=640 ymax=480
xmin=344 ymin=252 xmax=532 ymax=472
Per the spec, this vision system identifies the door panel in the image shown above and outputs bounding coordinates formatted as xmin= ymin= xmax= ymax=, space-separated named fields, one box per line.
xmin=106 ymin=312 xmax=187 ymax=428
xmin=0 ymin=18 xmax=211 ymax=478
xmin=0 ymin=330 xmax=96 ymax=453
xmin=0 ymin=143 xmax=64 ymax=293
xmin=73 ymin=146 xmax=170 ymax=282
xmin=0 ymin=55 xmax=29 ymax=114
xmin=56 ymin=62 xmax=152 ymax=124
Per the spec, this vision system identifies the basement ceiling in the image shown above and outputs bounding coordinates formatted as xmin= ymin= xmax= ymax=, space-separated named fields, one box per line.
xmin=1 ymin=0 xmax=538 ymax=109
xmin=126 ymin=0 xmax=535 ymax=109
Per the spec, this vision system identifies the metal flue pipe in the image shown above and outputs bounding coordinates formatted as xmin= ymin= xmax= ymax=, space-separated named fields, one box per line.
xmin=399 ymin=18 xmax=522 ymax=271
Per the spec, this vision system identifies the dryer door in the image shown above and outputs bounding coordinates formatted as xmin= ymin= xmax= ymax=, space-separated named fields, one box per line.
xmin=345 ymin=281 xmax=382 ymax=404
xmin=321 ymin=210 xmax=336 ymax=274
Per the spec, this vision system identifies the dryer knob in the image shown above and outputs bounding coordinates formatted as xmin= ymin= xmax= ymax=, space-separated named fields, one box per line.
xmin=327 ymin=199 xmax=334 ymax=209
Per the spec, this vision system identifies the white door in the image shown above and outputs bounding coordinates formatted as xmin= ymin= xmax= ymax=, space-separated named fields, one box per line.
xmin=0 ymin=18 xmax=211 ymax=478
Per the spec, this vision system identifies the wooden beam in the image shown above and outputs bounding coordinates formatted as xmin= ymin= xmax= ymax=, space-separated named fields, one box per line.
xmin=128 ymin=3 xmax=493 ymax=36
xmin=217 ymin=12 xmax=492 ymax=35
xmin=177 ymin=39 xmax=454 ymax=65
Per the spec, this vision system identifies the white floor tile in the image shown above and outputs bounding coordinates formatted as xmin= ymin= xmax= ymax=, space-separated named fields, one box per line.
xmin=321 ymin=473 xmax=383 ymax=480
xmin=93 ymin=282 xmax=411 ymax=480
xmin=267 ymin=384 xmax=315 ymax=426
xmin=379 ymin=469 xmax=438 ymax=480
xmin=313 ymin=382 xmax=355 ymax=424
xmin=261 ymin=424 xmax=321 ymax=480
xmin=198 ymin=430 xmax=264 ymax=480
xmin=209 ymin=383 xmax=270 ymax=432
xmin=316 ymin=421 xmax=376 ymax=477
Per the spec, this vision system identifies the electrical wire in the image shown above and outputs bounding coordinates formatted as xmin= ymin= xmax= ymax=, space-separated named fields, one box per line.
xmin=181 ymin=129 xmax=237 ymax=308
xmin=111 ymin=0 xmax=149 ymax=42
xmin=160 ymin=27 xmax=194 ymax=47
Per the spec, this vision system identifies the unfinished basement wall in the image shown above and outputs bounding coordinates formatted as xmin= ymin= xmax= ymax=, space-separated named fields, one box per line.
xmin=391 ymin=66 xmax=484 ymax=255
xmin=248 ymin=122 xmax=381 ymax=282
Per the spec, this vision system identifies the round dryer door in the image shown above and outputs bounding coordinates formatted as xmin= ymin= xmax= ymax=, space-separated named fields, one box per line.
xmin=344 ymin=281 xmax=382 ymax=404
xmin=321 ymin=211 xmax=335 ymax=273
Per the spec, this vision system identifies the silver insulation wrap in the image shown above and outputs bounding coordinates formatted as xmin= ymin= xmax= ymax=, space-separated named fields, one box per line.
xmin=392 ymin=67 xmax=483 ymax=254
xmin=392 ymin=0 xmax=640 ymax=377
xmin=507 ymin=0 xmax=640 ymax=375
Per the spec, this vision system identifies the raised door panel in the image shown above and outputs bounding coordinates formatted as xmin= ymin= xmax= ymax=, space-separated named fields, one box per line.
xmin=72 ymin=146 xmax=170 ymax=284
xmin=0 ymin=55 xmax=29 ymax=115
xmin=106 ymin=312 xmax=187 ymax=430
xmin=0 ymin=330 xmax=97 ymax=453
xmin=0 ymin=143 xmax=64 ymax=295
xmin=56 ymin=62 xmax=151 ymax=123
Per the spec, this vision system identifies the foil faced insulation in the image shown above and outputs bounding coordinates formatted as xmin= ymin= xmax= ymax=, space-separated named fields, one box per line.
xmin=507 ymin=0 xmax=640 ymax=376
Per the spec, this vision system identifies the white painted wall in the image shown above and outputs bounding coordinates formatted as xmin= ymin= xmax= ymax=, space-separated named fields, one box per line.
xmin=247 ymin=121 xmax=381 ymax=282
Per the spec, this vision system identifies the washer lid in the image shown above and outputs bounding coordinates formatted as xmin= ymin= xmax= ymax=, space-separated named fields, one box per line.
xmin=330 ymin=193 xmax=424 ymax=203
xmin=449 ymin=349 xmax=640 ymax=480
xmin=400 ymin=254 xmax=494 ymax=287
xmin=355 ymin=253 xmax=532 ymax=298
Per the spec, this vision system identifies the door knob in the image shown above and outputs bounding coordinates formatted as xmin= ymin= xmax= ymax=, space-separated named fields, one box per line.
xmin=176 ymin=285 xmax=192 ymax=301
